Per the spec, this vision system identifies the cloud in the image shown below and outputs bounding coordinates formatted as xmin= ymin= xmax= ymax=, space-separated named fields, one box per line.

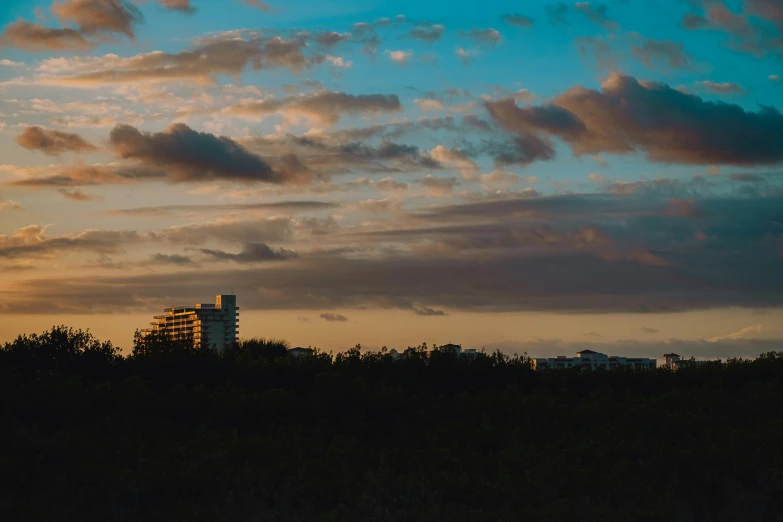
xmin=639 ymin=327 xmax=659 ymax=334
xmin=155 ymin=217 xmax=294 ymax=246
xmin=691 ymin=80 xmax=746 ymax=95
xmin=546 ymin=2 xmax=569 ymax=25
xmin=485 ymin=99 xmax=587 ymax=137
xmin=414 ymin=307 xmax=448 ymax=316
xmin=414 ymin=98 xmax=446 ymax=111
xmin=0 ymin=20 xmax=93 ymax=51
xmin=574 ymin=2 xmax=617 ymax=29
xmin=243 ymin=132 xmax=444 ymax=181
xmin=107 ymin=123 xmax=302 ymax=184
xmin=225 ymin=90 xmax=402 ymax=127
xmin=323 ymin=55 xmax=352 ymax=68
xmin=315 ymin=31 xmax=350 ymax=48
xmin=16 ymin=126 xmax=97 ymax=156
xmin=409 ymin=24 xmax=445 ymax=42
xmin=347 ymin=177 xmax=409 ymax=192
xmin=502 ymin=13 xmax=535 ymax=28
xmin=486 ymin=73 xmax=783 ymax=166
xmin=356 ymin=198 xmax=402 ymax=214
xmin=416 ymin=174 xmax=459 ymax=197
xmin=512 ymin=89 xmax=536 ymax=103
xmin=0 ymin=200 xmax=23 ymax=212
xmin=200 ymin=242 xmax=299 ymax=263
xmin=150 ymin=253 xmax=193 ymax=265
xmin=459 ymin=28 xmax=502 ymax=45
xmin=387 ymin=50 xmax=412 ymax=63
xmin=682 ymin=13 xmax=710 ymax=30
xmin=320 ymin=312 xmax=348 ymax=322
xmin=631 ymin=38 xmax=694 ymax=70
xmin=482 ymin=136 xmax=557 ymax=167
xmin=709 ymin=325 xmax=764 ymax=342
xmin=681 ymin=1 xmax=782 ymax=58
xmin=770 ymin=74 xmax=781 ymax=83
xmin=592 ymin=154 xmax=608 ymax=166
xmin=4 ymin=175 xmax=783 ymax=315
xmin=746 ymin=0 xmax=783 ymax=28
xmin=108 ymin=200 xmax=338 ymax=217
xmin=0 ymin=59 xmax=24 ymax=67
xmin=156 ymin=0 xmax=196 ymax=13
xmin=0 ymin=225 xmax=140 ymax=260
xmin=58 ymin=188 xmax=96 ymax=201
xmin=42 ymin=36 xmax=309 ymax=86
xmin=427 ymin=145 xmax=479 ymax=180
xmin=51 ymin=0 xmax=142 ymax=39
xmin=11 ymin=216 xmax=295 ymax=267
xmin=4 ymin=164 xmax=167 ymax=188
xmin=455 ymin=47 xmax=479 ymax=65
xmin=579 ymin=34 xmax=694 ymax=72
xmin=244 ymin=0 xmax=272 ymax=10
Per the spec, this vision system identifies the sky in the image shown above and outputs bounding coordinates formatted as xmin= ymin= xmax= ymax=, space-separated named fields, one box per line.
xmin=0 ymin=0 xmax=782 ymax=358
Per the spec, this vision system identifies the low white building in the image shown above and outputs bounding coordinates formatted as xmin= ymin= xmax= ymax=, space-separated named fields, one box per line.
xmin=663 ymin=353 xmax=716 ymax=369
xmin=381 ymin=345 xmax=478 ymax=361
xmin=438 ymin=344 xmax=480 ymax=360
xmin=532 ymin=350 xmax=657 ymax=370
xmin=463 ymin=348 xmax=478 ymax=360
xmin=663 ymin=353 xmax=681 ymax=370
xmin=439 ymin=343 xmax=463 ymax=354
xmin=288 ymin=347 xmax=315 ymax=358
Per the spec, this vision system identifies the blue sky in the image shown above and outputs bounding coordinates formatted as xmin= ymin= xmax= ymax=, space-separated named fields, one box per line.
xmin=0 ymin=0 xmax=782 ymax=355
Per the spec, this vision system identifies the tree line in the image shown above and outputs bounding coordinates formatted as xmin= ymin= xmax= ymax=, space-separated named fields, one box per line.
xmin=2 ymin=326 xmax=783 ymax=522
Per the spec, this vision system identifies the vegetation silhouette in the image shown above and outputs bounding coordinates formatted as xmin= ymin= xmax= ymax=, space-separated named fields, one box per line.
xmin=2 ymin=326 xmax=783 ymax=522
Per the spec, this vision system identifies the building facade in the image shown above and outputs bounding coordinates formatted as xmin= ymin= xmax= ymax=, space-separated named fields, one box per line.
xmin=663 ymin=353 xmax=715 ymax=370
xmin=288 ymin=347 xmax=315 ymax=358
xmin=140 ymin=294 xmax=239 ymax=352
xmin=532 ymin=350 xmax=657 ymax=370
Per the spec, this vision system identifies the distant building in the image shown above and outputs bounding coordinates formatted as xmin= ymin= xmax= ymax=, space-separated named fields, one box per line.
xmin=462 ymin=348 xmax=478 ymax=360
xmin=426 ymin=344 xmax=480 ymax=360
xmin=288 ymin=347 xmax=315 ymax=358
xmin=139 ymin=294 xmax=239 ymax=353
xmin=532 ymin=350 xmax=657 ymax=370
xmin=380 ymin=345 xmax=478 ymax=361
xmin=439 ymin=343 xmax=463 ymax=354
xmin=663 ymin=353 xmax=715 ymax=370
xmin=387 ymin=349 xmax=405 ymax=361
xmin=663 ymin=353 xmax=681 ymax=370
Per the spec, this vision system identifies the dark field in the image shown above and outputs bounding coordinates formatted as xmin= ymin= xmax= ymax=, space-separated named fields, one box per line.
xmin=2 ymin=327 xmax=783 ymax=522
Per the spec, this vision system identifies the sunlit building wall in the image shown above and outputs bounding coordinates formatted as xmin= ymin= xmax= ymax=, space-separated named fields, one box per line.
xmin=532 ymin=350 xmax=657 ymax=370
xmin=140 ymin=294 xmax=239 ymax=352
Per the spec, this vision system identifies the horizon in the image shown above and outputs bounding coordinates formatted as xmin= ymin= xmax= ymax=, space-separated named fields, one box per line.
xmin=1 ymin=0 xmax=783 ymax=359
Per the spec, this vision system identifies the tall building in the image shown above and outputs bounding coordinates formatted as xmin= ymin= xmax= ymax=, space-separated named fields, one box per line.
xmin=532 ymin=350 xmax=657 ymax=370
xmin=140 ymin=294 xmax=239 ymax=352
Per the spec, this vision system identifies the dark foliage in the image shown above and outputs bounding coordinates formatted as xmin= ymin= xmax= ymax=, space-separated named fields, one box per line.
xmin=2 ymin=326 xmax=783 ymax=521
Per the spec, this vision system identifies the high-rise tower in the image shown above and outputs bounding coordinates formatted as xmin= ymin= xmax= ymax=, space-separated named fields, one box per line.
xmin=140 ymin=294 xmax=239 ymax=352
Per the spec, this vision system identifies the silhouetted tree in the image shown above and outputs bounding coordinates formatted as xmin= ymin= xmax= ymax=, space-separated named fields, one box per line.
xmin=225 ymin=337 xmax=290 ymax=362
xmin=0 ymin=325 xmax=120 ymax=378
xmin=2 ymin=326 xmax=783 ymax=522
xmin=131 ymin=329 xmax=197 ymax=358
